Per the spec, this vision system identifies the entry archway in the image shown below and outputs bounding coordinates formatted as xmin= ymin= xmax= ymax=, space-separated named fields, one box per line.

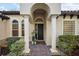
xmin=31 ymin=3 xmax=50 ymax=43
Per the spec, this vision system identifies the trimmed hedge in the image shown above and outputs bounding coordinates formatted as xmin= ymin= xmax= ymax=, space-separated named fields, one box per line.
xmin=57 ymin=35 xmax=79 ymax=55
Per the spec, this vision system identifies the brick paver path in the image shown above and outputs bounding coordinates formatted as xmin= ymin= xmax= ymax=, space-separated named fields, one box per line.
xmin=29 ymin=43 xmax=52 ymax=56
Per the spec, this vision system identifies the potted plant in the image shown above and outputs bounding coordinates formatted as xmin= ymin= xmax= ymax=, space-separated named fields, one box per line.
xmin=31 ymin=30 xmax=36 ymax=45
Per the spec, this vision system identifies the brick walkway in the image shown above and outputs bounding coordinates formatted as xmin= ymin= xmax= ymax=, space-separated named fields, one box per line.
xmin=29 ymin=43 xmax=52 ymax=56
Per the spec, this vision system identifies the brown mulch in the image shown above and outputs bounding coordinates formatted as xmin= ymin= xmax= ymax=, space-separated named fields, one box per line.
xmin=64 ymin=46 xmax=79 ymax=56
xmin=0 ymin=39 xmax=8 ymax=56
xmin=72 ymin=46 xmax=79 ymax=56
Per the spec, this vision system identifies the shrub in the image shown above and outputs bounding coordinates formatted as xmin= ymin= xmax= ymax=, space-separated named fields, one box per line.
xmin=0 ymin=37 xmax=20 ymax=55
xmin=7 ymin=38 xmax=24 ymax=56
xmin=75 ymin=35 xmax=79 ymax=43
xmin=57 ymin=35 xmax=78 ymax=55
xmin=7 ymin=37 xmax=20 ymax=48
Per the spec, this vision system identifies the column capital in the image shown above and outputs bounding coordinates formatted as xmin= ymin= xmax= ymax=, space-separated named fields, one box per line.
xmin=50 ymin=15 xmax=60 ymax=19
xmin=22 ymin=14 xmax=30 ymax=18
xmin=50 ymin=14 xmax=60 ymax=16
xmin=23 ymin=15 xmax=30 ymax=18
xmin=51 ymin=15 xmax=57 ymax=19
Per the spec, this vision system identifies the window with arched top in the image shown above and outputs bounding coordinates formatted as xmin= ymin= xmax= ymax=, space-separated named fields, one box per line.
xmin=12 ymin=20 xmax=18 ymax=36
xmin=21 ymin=20 xmax=24 ymax=36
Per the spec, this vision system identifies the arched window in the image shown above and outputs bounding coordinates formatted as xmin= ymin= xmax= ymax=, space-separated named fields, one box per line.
xmin=21 ymin=20 xmax=24 ymax=36
xmin=12 ymin=20 xmax=18 ymax=36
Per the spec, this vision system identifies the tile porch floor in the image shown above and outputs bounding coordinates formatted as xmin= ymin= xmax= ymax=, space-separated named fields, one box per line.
xmin=25 ymin=42 xmax=66 ymax=56
xmin=29 ymin=43 xmax=52 ymax=56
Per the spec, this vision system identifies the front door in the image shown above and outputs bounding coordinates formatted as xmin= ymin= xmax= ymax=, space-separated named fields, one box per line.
xmin=35 ymin=24 xmax=44 ymax=40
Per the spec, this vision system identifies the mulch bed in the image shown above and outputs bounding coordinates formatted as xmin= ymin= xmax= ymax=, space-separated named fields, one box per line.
xmin=71 ymin=46 xmax=79 ymax=56
xmin=0 ymin=37 xmax=20 ymax=56
xmin=0 ymin=47 xmax=9 ymax=56
xmin=0 ymin=39 xmax=9 ymax=56
xmin=64 ymin=46 xmax=79 ymax=56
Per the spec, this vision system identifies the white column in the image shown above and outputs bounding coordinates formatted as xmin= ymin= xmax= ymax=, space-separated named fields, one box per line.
xmin=24 ymin=15 xmax=30 ymax=53
xmin=50 ymin=15 xmax=58 ymax=53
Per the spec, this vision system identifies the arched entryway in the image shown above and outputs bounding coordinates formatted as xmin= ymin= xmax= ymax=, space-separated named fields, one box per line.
xmin=34 ymin=17 xmax=44 ymax=41
xmin=31 ymin=3 xmax=50 ymax=43
xmin=21 ymin=3 xmax=61 ymax=54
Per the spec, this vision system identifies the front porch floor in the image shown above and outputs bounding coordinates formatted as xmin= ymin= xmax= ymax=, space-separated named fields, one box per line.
xmin=29 ymin=43 xmax=52 ymax=56
xmin=25 ymin=42 xmax=65 ymax=56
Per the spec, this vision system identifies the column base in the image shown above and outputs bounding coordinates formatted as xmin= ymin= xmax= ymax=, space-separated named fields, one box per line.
xmin=23 ymin=48 xmax=30 ymax=53
xmin=50 ymin=48 xmax=58 ymax=53
xmin=50 ymin=48 xmax=59 ymax=55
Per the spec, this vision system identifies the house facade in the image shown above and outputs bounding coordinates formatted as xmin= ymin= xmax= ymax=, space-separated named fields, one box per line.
xmin=0 ymin=3 xmax=79 ymax=54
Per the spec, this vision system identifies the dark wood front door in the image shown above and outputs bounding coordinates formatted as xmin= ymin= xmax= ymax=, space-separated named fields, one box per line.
xmin=35 ymin=24 xmax=44 ymax=40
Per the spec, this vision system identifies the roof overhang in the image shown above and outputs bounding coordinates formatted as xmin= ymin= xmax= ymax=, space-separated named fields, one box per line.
xmin=0 ymin=13 xmax=10 ymax=20
xmin=61 ymin=11 xmax=79 ymax=15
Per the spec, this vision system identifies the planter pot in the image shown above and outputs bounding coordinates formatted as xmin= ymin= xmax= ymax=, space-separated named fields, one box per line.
xmin=34 ymin=42 xmax=36 ymax=44
xmin=32 ymin=41 xmax=36 ymax=45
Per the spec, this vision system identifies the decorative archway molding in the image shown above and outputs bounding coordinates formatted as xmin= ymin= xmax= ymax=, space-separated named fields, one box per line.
xmin=34 ymin=17 xmax=44 ymax=22
xmin=31 ymin=3 xmax=50 ymax=15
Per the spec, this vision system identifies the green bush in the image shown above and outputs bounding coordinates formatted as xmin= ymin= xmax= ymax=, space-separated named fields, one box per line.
xmin=7 ymin=38 xmax=24 ymax=56
xmin=7 ymin=37 xmax=20 ymax=54
xmin=57 ymin=35 xmax=78 ymax=55
xmin=75 ymin=35 xmax=79 ymax=43
xmin=7 ymin=37 xmax=20 ymax=48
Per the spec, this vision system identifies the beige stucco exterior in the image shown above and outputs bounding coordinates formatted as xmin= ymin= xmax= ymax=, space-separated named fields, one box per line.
xmin=20 ymin=3 xmax=61 ymax=47
xmin=20 ymin=3 xmax=61 ymax=15
xmin=0 ymin=15 xmax=78 ymax=42
xmin=0 ymin=19 xmax=9 ymax=40
xmin=1 ymin=3 xmax=79 ymax=53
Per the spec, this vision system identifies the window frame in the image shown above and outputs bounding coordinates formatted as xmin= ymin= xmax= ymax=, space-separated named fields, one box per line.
xmin=12 ymin=20 xmax=19 ymax=37
xmin=63 ymin=20 xmax=75 ymax=35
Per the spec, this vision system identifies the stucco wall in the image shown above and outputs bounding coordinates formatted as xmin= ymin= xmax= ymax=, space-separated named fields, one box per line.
xmin=0 ymin=14 xmax=79 ymax=46
xmin=20 ymin=3 xmax=61 ymax=15
xmin=63 ymin=15 xmax=77 ymax=35
xmin=0 ymin=19 xmax=8 ymax=40
xmin=0 ymin=15 xmax=35 ymax=41
xmin=77 ymin=18 xmax=79 ymax=35
xmin=45 ymin=20 xmax=51 ymax=45
xmin=0 ymin=19 xmax=2 ymax=40
xmin=29 ymin=23 xmax=34 ymax=41
xmin=7 ymin=15 xmax=24 ymax=37
xmin=0 ymin=15 xmax=24 ymax=40
xmin=56 ymin=16 xmax=63 ymax=37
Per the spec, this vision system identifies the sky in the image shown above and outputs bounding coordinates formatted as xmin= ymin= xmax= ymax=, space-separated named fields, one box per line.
xmin=61 ymin=3 xmax=79 ymax=10
xmin=0 ymin=3 xmax=19 ymax=11
xmin=0 ymin=3 xmax=79 ymax=11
